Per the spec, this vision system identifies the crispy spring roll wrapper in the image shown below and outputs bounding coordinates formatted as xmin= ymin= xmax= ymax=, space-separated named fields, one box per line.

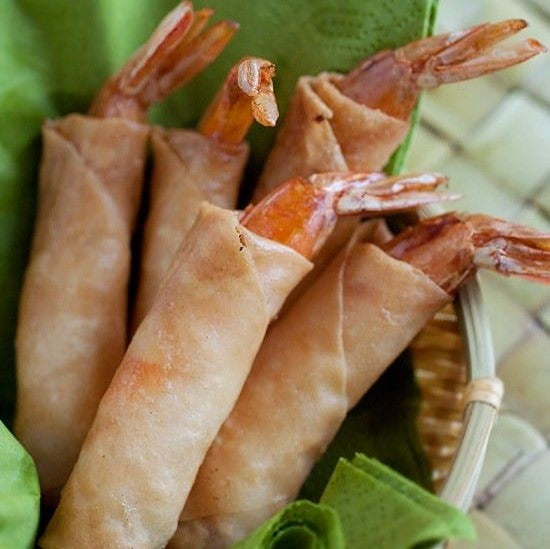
xmin=132 ymin=128 xmax=249 ymax=327
xmin=15 ymin=114 xmax=149 ymax=502
xmin=41 ymin=203 xmax=312 ymax=549
xmin=171 ymin=224 xmax=450 ymax=549
xmin=256 ymin=73 xmax=409 ymax=197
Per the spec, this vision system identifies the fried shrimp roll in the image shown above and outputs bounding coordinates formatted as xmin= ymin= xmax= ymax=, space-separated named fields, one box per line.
xmin=133 ymin=57 xmax=277 ymax=327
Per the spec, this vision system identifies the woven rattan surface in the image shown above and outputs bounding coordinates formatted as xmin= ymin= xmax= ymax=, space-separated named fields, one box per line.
xmin=408 ymin=2 xmax=550 ymax=546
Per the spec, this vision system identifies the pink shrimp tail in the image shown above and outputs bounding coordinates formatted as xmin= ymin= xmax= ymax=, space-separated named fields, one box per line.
xmin=337 ymin=19 xmax=546 ymax=120
xmin=467 ymin=214 xmax=550 ymax=283
xmin=90 ymin=2 xmax=238 ymax=120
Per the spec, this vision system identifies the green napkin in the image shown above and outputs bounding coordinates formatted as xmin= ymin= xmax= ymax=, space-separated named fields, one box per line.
xmin=232 ymin=501 xmax=345 ymax=549
xmin=235 ymin=455 xmax=474 ymax=549
xmin=0 ymin=421 xmax=40 ymax=549
xmin=321 ymin=455 xmax=475 ymax=549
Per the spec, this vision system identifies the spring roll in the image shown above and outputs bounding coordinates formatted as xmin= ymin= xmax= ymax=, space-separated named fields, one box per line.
xmin=256 ymin=74 xmax=409 ymax=274
xmin=173 ymin=208 xmax=550 ymax=548
xmin=133 ymin=57 xmax=277 ymax=327
xmin=15 ymin=114 xmax=148 ymax=502
xmin=40 ymin=203 xmax=311 ymax=549
xmin=171 ymin=226 xmax=450 ymax=548
xmin=256 ymin=73 xmax=409 ymax=198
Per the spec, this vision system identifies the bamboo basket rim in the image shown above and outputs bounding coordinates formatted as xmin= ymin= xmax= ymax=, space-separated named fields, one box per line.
xmin=418 ymin=204 xmax=499 ymax=512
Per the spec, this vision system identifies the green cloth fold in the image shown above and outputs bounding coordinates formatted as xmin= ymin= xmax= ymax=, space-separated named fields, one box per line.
xmin=0 ymin=421 xmax=40 ymax=549
xmin=235 ymin=454 xmax=475 ymax=549
xmin=232 ymin=501 xmax=345 ymax=549
xmin=321 ymin=455 xmax=476 ymax=549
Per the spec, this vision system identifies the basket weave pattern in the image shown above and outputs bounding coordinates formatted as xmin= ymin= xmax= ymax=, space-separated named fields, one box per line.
xmin=406 ymin=1 xmax=550 ymax=545
xmin=412 ymin=306 xmax=467 ymax=493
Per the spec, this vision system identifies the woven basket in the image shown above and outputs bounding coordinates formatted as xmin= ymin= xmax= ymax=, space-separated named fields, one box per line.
xmin=413 ymin=205 xmax=503 ymax=510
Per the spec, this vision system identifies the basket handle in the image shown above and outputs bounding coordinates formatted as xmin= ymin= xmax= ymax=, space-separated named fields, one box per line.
xmin=438 ymin=378 xmax=503 ymax=510
xmin=434 ymin=272 xmax=496 ymax=506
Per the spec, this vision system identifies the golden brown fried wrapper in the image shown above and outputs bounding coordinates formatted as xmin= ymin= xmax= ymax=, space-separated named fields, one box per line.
xmin=15 ymin=114 xmax=149 ymax=503
xmin=41 ymin=203 xmax=311 ymax=549
xmin=132 ymin=128 xmax=249 ymax=328
xmin=171 ymin=225 xmax=450 ymax=548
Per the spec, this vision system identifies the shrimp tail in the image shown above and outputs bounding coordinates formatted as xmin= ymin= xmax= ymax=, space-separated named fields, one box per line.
xmin=326 ymin=172 xmax=457 ymax=214
xmin=198 ymin=57 xmax=278 ymax=144
xmin=337 ymin=19 xmax=546 ymax=120
xmin=382 ymin=213 xmax=550 ymax=292
xmin=467 ymin=214 xmax=550 ymax=283
xmin=90 ymin=2 xmax=238 ymax=120
xmin=411 ymin=19 xmax=546 ymax=88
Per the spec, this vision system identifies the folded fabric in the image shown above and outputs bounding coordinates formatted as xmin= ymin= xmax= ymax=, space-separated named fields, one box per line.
xmin=233 ymin=501 xmax=344 ymax=549
xmin=0 ymin=421 xmax=40 ymax=549
xmin=321 ymin=455 xmax=476 ymax=549
xmin=235 ymin=454 xmax=475 ymax=549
